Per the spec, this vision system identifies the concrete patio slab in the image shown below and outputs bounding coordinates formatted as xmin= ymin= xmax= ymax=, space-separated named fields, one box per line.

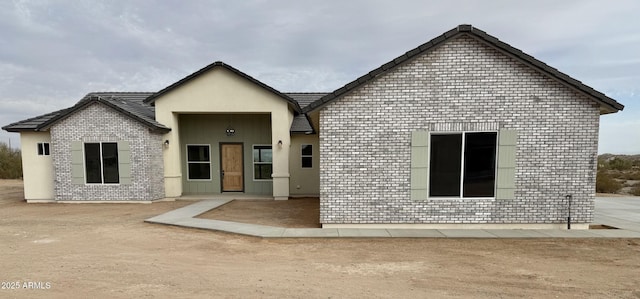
xmin=595 ymin=197 xmax=640 ymax=232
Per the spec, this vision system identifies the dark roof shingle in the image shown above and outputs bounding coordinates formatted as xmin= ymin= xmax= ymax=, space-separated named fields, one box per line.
xmin=2 ymin=92 xmax=170 ymax=133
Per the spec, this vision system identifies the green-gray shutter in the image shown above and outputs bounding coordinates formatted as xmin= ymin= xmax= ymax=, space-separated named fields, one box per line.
xmin=71 ymin=141 xmax=84 ymax=185
xmin=410 ymin=130 xmax=429 ymax=200
xmin=117 ymin=141 xmax=132 ymax=185
xmin=496 ymin=130 xmax=517 ymax=199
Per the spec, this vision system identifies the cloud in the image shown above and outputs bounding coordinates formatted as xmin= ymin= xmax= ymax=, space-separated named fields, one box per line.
xmin=0 ymin=0 xmax=639 ymax=153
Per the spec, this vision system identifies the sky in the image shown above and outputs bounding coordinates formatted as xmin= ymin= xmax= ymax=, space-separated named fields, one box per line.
xmin=1 ymin=0 xmax=638 ymax=154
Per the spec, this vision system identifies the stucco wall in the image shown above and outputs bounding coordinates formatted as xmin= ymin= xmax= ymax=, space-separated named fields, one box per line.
xmin=290 ymin=134 xmax=320 ymax=196
xmin=153 ymin=66 xmax=293 ymax=199
xmin=319 ymin=35 xmax=600 ymax=225
xmin=179 ymin=114 xmax=272 ymax=194
xmin=51 ymin=102 xmax=165 ymax=200
xmin=19 ymin=131 xmax=54 ymax=200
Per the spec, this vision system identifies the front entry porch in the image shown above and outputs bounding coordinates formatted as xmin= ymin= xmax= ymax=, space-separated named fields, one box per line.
xmin=174 ymin=113 xmax=289 ymax=199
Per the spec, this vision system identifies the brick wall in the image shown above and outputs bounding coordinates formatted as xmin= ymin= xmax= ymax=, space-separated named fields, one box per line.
xmin=51 ymin=102 xmax=165 ymax=201
xmin=319 ymin=35 xmax=600 ymax=224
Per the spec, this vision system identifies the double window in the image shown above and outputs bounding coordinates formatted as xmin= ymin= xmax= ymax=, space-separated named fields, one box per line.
xmin=253 ymin=145 xmax=272 ymax=180
xmin=84 ymin=143 xmax=119 ymax=184
xmin=301 ymin=144 xmax=313 ymax=168
xmin=37 ymin=143 xmax=50 ymax=156
xmin=429 ymin=132 xmax=497 ymax=198
xmin=187 ymin=145 xmax=211 ymax=180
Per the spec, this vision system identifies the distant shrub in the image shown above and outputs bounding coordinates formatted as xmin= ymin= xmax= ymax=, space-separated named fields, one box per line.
xmin=619 ymin=171 xmax=640 ymax=181
xmin=608 ymin=158 xmax=632 ymax=171
xmin=596 ymin=171 xmax=622 ymax=193
xmin=0 ymin=142 xmax=22 ymax=179
xmin=609 ymin=171 xmax=624 ymax=179
xmin=630 ymin=186 xmax=640 ymax=196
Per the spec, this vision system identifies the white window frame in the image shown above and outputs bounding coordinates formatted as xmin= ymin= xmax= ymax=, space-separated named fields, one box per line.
xmin=301 ymin=144 xmax=313 ymax=169
xmin=428 ymin=131 xmax=498 ymax=200
xmin=253 ymin=144 xmax=273 ymax=181
xmin=186 ymin=144 xmax=212 ymax=181
xmin=37 ymin=142 xmax=50 ymax=156
xmin=83 ymin=142 xmax=119 ymax=185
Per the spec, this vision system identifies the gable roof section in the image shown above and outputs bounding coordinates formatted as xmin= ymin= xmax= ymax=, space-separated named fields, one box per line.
xmin=303 ymin=24 xmax=624 ymax=114
xmin=2 ymin=92 xmax=170 ymax=133
xmin=144 ymin=61 xmax=303 ymax=113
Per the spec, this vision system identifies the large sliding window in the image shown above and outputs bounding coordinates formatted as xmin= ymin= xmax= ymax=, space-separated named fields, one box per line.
xmin=429 ymin=132 xmax=497 ymax=198
xmin=253 ymin=145 xmax=272 ymax=180
xmin=187 ymin=145 xmax=211 ymax=180
xmin=84 ymin=142 xmax=119 ymax=184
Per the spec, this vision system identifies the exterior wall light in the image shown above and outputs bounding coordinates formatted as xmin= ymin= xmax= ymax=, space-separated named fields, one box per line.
xmin=164 ymin=140 xmax=170 ymax=147
xmin=226 ymin=127 xmax=236 ymax=136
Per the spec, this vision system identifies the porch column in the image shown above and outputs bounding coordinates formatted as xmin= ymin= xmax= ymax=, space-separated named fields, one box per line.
xmin=161 ymin=113 xmax=183 ymax=197
xmin=271 ymin=110 xmax=292 ymax=200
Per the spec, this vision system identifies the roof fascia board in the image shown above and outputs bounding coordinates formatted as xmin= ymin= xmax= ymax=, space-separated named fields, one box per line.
xmin=39 ymin=97 xmax=170 ymax=133
xmin=462 ymin=33 xmax=623 ymax=114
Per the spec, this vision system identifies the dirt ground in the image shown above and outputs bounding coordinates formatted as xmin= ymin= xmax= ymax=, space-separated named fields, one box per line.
xmin=198 ymin=198 xmax=320 ymax=228
xmin=1 ymin=180 xmax=640 ymax=298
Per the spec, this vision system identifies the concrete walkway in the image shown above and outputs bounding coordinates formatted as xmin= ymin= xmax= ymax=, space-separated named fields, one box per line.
xmin=145 ymin=197 xmax=640 ymax=238
xmin=595 ymin=196 xmax=640 ymax=232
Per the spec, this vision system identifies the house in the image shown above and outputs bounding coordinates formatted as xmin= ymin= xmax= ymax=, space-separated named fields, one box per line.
xmin=3 ymin=25 xmax=623 ymax=229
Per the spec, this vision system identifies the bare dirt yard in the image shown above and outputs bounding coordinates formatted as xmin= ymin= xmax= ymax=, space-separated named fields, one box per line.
xmin=1 ymin=180 xmax=640 ymax=298
xmin=198 ymin=198 xmax=320 ymax=228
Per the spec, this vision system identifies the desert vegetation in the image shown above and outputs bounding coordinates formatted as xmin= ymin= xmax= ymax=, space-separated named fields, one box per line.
xmin=0 ymin=142 xmax=22 ymax=179
xmin=597 ymin=154 xmax=640 ymax=196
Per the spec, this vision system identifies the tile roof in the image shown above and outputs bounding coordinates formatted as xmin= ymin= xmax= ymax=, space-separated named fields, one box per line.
xmin=144 ymin=61 xmax=303 ymax=113
xmin=285 ymin=93 xmax=328 ymax=110
xmin=303 ymin=24 xmax=624 ymax=114
xmin=2 ymin=92 xmax=170 ymax=133
xmin=290 ymin=114 xmax=315 ymax=134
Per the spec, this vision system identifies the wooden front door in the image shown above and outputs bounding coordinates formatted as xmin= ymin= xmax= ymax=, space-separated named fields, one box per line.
xmin=220 ymin=143 xmax=244 ymax=192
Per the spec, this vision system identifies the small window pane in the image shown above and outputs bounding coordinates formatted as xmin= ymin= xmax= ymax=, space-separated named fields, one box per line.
xmin=85 ymin=143 xmax=102 ymax=184
xmin=102 ymin=143 xmax=119 ymax=184
xmin=463 ymin=132 xmax=497 ymax=197
xmin=301 ymin=144 xmax=312 ymax=156
xmin=254 ymin=164 xmax=272 ymax=180
xmin=188 ymin=145 xmax=210 ymax=162
xmin=37 ymin=143 xmax=43 ymax=155
xmin=302 ymin=157 xmax=312 ymax=168
xmin=429 ymin=134 xmax=462 ymax=197
xmin=187 ymin=145 xmax=211 ymax=180
xmin=188 ymin=163 xmax=211 ymax=180
xmin=253 ymin=146 xmax=272 ymax=163
xmin=43 ymin=143 xmax=50 ymax=155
